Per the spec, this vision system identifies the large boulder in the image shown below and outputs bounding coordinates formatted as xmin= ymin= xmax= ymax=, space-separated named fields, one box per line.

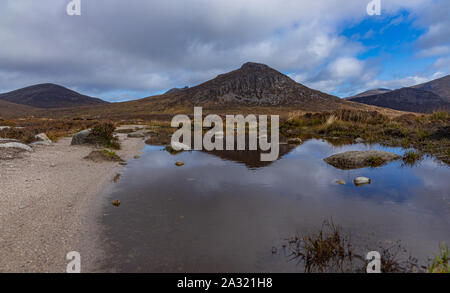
xmin=31 ymin=133 xmax=53 ymax=146
xmin=324 ymin=151 xmax=401 ymax=170
xmin=71 ymin=129 xmax=92 ymax=145
xmin=0 ymin=142 xmax=33 ymax=152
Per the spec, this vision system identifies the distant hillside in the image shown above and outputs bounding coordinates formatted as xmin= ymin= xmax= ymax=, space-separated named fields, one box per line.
xmin=5 ymin=63 xmax=403 ymax=119
xmin=0 ymin=83 xmax=108 ymax=109
xmin=0 ymin=100 xmax=38 ymax=118
xmin=412 ymin=75 xmax=450 ymax=103
xmin=347 ymin=87 xmax=450 ymax=113
xmin=347 ymin=88 xmax=392 ymax=99
xmin=347 ymin=75 xmax=450 ymax=113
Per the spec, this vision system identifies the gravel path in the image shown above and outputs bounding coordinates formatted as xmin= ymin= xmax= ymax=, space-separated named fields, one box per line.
xmin=0 ymin=131 xmax=144 ymax=272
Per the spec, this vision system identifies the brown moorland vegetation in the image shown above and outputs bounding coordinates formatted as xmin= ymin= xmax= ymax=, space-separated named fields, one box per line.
xmin=0 ymin=118 xmax=116 ymax=143
xmin=281 ymin=110 xmax=450 ymax=165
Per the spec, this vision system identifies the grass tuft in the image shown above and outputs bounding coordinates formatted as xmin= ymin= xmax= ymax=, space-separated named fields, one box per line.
xmin=86 ymin=122 xmax=121 ymax=149
xmin=428 ymin=244 xmax=449 ymax=273
xmin=402 ymin=150 xmax=423 ymax=166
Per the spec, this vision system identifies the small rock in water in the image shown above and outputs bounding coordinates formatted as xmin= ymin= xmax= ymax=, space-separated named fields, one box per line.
xmin=354 ymin=177 xmax=371 ymax=186
xmin=119 ymin=162 xmax=127 ymax=166
xmin=127 ymin=131 xmax=146 ymax=138
xmin=288 ymin=138 xmax=302 ymax=145
xmin=334 ymin=180 xmax=346 ymax=185
xmin=134 ymin=155 xmax=141 ymax=159
xmin=112 ymin=200 xmax=121 ymax=207
xmin=175 ymin=161 xmax=185 ymax=167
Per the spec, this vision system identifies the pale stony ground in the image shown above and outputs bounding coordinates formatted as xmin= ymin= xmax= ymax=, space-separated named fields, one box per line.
xmin=0 ymin=128 xmax=145 ymax=272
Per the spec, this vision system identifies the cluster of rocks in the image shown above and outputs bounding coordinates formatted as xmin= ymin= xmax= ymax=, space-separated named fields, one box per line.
xmin=0 ymin=130 xmax=53 ymax=160
xmin=0 ymin=131 xmax=52 ymax=149
xmin=71 ymin=127 xmax=154 ymax=145
xmin=327 ymin=150 xmax=402 ymax=187
xmin=333 ymin=177 xmax=371 ymax=187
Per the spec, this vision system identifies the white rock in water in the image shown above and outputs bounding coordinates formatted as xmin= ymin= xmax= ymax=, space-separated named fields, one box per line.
xmin=0 ymin=142 xmax=33 ymax=152
xmin=354 ymin=177 xmax=371 ymax=185
xmin=171 ymin=141 xmax=190 ymax=151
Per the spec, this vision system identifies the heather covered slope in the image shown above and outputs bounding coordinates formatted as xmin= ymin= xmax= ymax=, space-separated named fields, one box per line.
xmin=347 ymin=75 xmax=450 ymax=113
xmin=0 ymin=83 xmax=107 ymax=109
xmin=0 ymin=100 xmax=39 ymax=118
xmin=412 ymin=75 xmax=450 ymax=103
xmin=168 ymin=62 xmax=341 ymax=106
xmin=347 ymin=88 xmax=392 ymax=99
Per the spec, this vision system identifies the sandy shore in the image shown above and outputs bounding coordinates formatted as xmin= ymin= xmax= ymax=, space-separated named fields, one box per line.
xmin=0 ymin=128 xmax=145 ymax=272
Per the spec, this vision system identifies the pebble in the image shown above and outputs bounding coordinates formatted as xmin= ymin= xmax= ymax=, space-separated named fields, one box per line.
xmin=334 ymin=179 xmax=346 ymax=185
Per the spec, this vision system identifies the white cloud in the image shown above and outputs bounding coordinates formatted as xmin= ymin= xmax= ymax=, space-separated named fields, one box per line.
xmin=418 ymin=45 xmax=450 ymax=57
xmin=363 ymin=71 xmax=445 ymax=90
xmin=415 ymin=0 xmax=450 ymax=57
xmin=327 ymin=57 xmax=365 ymax=80
xmin=433 ymin=57 xmax=450 ymax=70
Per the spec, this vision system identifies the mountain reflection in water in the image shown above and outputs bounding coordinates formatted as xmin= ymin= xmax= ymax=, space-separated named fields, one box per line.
xmin=97 ymin=139 xmax=450 ymax=273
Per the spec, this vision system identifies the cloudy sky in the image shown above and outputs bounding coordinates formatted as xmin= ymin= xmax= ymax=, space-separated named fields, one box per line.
xmin=0 ymin=0 xmax=449 ymax=101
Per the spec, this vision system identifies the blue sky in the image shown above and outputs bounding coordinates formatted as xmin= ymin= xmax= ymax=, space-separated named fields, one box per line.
xmin=0 ymin=0 xmax=448 ymax=101
xmin=341 ymin=11 xmax=433 ymax=83
xmin=331 ymin=10 xmax=431 ymax=95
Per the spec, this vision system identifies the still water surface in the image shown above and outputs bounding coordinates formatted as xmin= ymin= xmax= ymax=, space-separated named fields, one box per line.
xmin=99 ymin=139 xmax=450 ymax=272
